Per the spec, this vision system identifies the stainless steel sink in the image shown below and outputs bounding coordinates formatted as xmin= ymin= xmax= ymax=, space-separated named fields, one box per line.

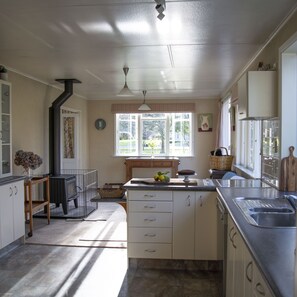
xmin=233 ymin=197 xmax=296 ymax=228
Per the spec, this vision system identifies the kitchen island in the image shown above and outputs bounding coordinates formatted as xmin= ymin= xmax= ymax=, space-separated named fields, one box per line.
xmin=124 ymin=178 xmax=222 ymax=268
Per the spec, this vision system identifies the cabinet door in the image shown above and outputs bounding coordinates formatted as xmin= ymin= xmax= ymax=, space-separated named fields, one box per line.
xmin=195 ymin=192 xmax=218 ymax=260
xmin=0 ymin=184 xmax=14 ymax=248
xmin=173 ymin=191 xmax=195 ymax=259
xmin=12 ymin=181 xmax=25 ymax=240
xmin=0 ymin=82 xmax=12 ymax=177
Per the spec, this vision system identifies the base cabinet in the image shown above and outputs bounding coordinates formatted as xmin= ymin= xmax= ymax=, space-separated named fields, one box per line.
xmin=0 ymin=180 xmax=24 ymax=249
xmin=226 ymin=215 xmax=274 ymax=297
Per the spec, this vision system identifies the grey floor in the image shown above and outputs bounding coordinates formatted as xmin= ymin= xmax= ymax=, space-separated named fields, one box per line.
xmin=0 ymin=203 xmax=222 ymax=297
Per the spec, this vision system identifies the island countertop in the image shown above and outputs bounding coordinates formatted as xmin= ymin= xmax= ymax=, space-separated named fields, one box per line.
xmin=123 ymin=178 xmax=217 ymax=191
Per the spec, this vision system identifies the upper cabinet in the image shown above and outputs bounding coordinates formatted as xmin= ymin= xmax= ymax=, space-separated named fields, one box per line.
xmin=0 ymin=80 xmax=12 ymax=177
xmin=238 ymin=71 xmax=277 ymax=120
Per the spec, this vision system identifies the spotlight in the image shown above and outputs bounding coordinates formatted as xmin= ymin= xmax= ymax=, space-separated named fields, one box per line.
xmin=157 ymin=12 xmax=165 ymax=20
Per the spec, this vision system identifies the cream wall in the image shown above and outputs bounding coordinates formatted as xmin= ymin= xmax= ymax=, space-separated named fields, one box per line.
xmin=9 ymin=72 xmax=88 ymax=176
xmin=87 ymin=99 xmax=218 ymax=186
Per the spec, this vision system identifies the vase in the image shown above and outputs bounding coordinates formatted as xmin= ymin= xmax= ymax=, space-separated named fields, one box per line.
xmin=24 ymin=168 xmax=33 ymax=180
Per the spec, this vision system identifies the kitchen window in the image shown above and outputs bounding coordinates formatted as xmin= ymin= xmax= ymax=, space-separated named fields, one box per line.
xmin=115 ymin=112 xmax=193 ymax=157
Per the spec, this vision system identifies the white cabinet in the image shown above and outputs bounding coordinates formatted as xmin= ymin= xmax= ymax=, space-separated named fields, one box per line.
xmin=238 ymin=71 xmax=276 ymax=120
xmin=195 ymin=192 xmax=219 ymax=260
xmin=226 ymin=215 xmax=274 ymax=297
xmin=0 ymin=80 xmax=12 ymax=177
xmin=172 ymin=191 xmax=195 ymax=259
xmin=127 ymin=190 xmax=173 ymax=259
xmin=0 ymin=180 xmax=25 ymax=249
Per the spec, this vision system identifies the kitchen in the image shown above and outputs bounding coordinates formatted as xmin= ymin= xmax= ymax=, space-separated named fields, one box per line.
xmin=1 ymin=1 xmax=297 ymax=296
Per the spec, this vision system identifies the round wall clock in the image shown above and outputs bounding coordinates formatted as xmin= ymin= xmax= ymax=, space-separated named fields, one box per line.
xmin=95 ymin=118 xmax=106 ymax=130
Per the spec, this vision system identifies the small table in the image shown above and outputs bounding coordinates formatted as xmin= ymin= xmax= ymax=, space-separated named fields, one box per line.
xmin=125 ymin=157 xmax=180 ymax=181
xmin=24 ymin=176 xmax=50 ymax=237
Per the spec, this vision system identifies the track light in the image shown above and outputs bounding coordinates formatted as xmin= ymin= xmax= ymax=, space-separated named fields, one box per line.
xmin=138 ymin=90 xmax=151 ymax=111
xmin=157 ymin=12 xmax=165 ymax=20
xmin=154 ymin=0 xmax=166 ymax=20
xmin=156 ymin=4 xmax=164 ymax=13
xmin=118 ymin=66 xmax=134 ymax=97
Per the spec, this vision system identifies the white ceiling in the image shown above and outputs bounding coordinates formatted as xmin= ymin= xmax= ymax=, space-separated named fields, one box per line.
xmin=0 ymin=0 xmax=296 ymax=101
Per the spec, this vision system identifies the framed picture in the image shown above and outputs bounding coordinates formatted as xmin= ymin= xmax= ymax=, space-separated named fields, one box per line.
xmin=198 ymin=113 xmax=213 ymax=132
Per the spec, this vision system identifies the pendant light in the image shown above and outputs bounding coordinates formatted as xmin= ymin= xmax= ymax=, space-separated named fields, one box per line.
xmin=118 ymin=66 xmax=134 ymax=97
xmin=138 ymin=90 xmax=151 ymax=111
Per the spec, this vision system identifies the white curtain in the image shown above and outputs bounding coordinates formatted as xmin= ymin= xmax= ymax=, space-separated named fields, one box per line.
xmin=219 ymin=97 xmax=231 ymax=153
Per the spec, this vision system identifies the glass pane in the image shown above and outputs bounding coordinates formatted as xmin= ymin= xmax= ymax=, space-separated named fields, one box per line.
xmin=141 ymin=119 xmax=166 ymax=156
xmin=2 ymin=145 xmax=10 ymax=174
xmin=117 ymin=114 xmax=137 ymax=155
xmin=169 ymin=113 xmax=191 ymax=155
xmin=63 ymin=117 xmax=75 ymax=159
xmin=1 ymin=84 xmax=10 ymax=114
xmin=1 ymin=114 xmax=10 ymax=144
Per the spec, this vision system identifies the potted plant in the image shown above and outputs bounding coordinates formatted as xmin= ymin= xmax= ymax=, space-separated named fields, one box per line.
xmin=0 ymin=65 xmax=8 ymax=81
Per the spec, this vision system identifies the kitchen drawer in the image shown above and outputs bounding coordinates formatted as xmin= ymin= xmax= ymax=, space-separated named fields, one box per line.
xmin=129 ymin=201 xmax=172 ymax=213
xmin=128 ymin=227 xmax=172 ymax=243
xmin=128 ymin=212 xmax=172 ymax=228
xmin=128 ymin=243 xmax=172 ymax=259
xmin=128 ymin=190 xmax=172 ymax=201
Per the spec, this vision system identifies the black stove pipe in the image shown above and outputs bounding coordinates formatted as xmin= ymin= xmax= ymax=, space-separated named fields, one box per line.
xmin=49 ymin=79 xmax=81 ymax=176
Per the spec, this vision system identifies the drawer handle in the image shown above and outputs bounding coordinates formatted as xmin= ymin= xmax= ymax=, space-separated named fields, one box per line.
xmin=145 ymin=249 xmax=156 ymax=253
xmin=144 ymin=205 xmax=156 ymax=209
xmin=246 ymin=261 xmax=253 ymax=282
xmin=14 ymin=186 xmax=18 ymax=195
xmin=255 ymin=283 xmax=265 ymax=295
xmin=145 ymin=233 xmax=156 ymax=237
xmin=9 ymin=186 xmax=13 ymax=197
xmin=144 ymin=194 xmax=156 ymax=198
xmin=144 ymin=218 xmax=156 ymax=222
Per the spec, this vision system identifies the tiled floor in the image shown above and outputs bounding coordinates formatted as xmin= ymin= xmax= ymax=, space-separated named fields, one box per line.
xmin=0 ymin=203 xmax=222 ymax=297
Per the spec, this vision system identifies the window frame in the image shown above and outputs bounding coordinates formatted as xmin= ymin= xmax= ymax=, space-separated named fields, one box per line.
xmin=114 ymin=112 xmax=194 ymax=157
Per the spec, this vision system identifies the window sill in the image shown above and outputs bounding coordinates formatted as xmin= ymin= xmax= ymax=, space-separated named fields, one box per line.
xmin=233 ymin=164 xmax=261 ymax=179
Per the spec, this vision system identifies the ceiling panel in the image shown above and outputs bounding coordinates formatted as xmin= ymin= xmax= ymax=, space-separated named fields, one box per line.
xmin=0 ymin=0 xmax=296 ymax=100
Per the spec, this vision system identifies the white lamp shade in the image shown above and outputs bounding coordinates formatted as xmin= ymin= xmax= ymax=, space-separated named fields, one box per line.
xmin=118 ymin=82 xmax=134 ymax=97
xmin=138 ymin=103 xmax=151 ymax=111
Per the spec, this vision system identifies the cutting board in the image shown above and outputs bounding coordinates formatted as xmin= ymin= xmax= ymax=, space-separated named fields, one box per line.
xmin=279 ymin=146 xmax=297 ymax=191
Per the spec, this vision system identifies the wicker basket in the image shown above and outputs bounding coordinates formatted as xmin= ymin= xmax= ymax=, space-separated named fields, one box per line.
xmin=98 ymin=183 xmax=126 ymax=198
xmin=209 ymin=147 xmax=234 ymax=170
